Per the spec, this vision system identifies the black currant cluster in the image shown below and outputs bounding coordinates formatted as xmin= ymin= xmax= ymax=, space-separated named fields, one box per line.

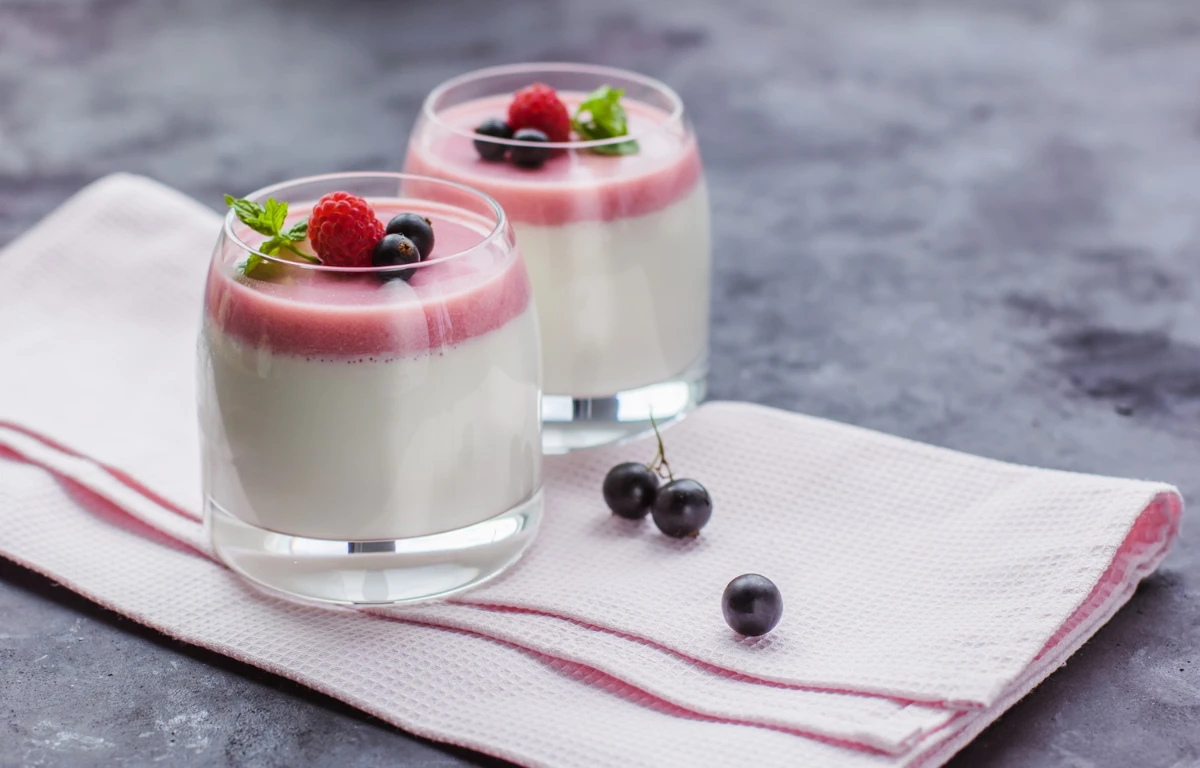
xmin=373 ymin=212 xmax=436 ymax=282
xmin=601 ymin=421 xmax=783 ymax=637
xmin=474 ymin=118 xmax=551 ymax=169
xmin=602 ymin=424 xmax=712 ymax=538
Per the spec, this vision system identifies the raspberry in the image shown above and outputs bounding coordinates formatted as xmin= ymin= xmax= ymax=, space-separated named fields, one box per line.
xmin=507 ymin=83 xmax=571 ymax=143
xmin=308 ymin=191 xmax=385 ymax=268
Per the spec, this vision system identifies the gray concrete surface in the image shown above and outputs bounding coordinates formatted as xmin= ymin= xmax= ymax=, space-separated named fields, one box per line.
xmin=2 ymin=0 xmax=1199 ymax=765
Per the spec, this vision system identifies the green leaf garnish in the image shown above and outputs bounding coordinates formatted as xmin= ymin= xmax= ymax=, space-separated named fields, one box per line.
xmin=589 ymin=137 xmax=641 ymax=156
xmin=239 ymin=252 xmax=266 ymax=277
xmin=265 ymin=197 xmax=287 ymax=234
xmin=572 ymin=85 xmax=640 ymax=156
xmin=224 ymin=194 xmax=319 ymax=278
xmin=237 ymin=254 xmax=289 ymax=281
xmin=285 ymin=219 xmax=308 ymax=241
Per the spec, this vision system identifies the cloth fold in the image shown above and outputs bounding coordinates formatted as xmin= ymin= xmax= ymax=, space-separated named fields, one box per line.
xmin=0 ymin=174 xmax=1182 ymax=767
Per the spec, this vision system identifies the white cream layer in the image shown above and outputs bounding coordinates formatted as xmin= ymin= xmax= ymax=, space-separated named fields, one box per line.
xmin=516 ymin=182 xmax=711 ymax=398
xmin=200 ymin=307 xmax=542 ymax=541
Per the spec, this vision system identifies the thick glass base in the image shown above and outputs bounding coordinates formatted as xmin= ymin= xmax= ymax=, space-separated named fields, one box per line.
xmin=206 ymin=490 xmax=542 ymax=605
xmin=541 ymin=356 xmax=707 ymax=454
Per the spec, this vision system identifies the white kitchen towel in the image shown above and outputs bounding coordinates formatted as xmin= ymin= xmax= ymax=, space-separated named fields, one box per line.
xmin=0 ymin=456 xmax=983 ymax=768
xmin=0 ymin=174 xmax=1182 ymax=766
xmin=0 ymin=422 xmax=954 ymax=756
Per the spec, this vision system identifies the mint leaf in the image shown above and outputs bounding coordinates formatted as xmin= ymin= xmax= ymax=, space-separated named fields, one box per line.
xmin=225 ymin=195 xmax=252 ymax=216
xmin=590 ymin=139 xmax=640 ymax=156
xmin=225 ymin=193 xmax=289 ymax=237
xmin=571 ymin=85 xmax=640 ymax=156
xmin=285 ymin=218 xmax=308 ymax=242
xmin=239 ymin=253 xmax=290 ymax=281
xmin=224 ymin=195 xmax=320 ymax=272
xmin=239 ymin=253 xmax=265 ymax=275
xmin=573 ymin=85 xmax=627 ymax=138
xmin=265 ymin=197 xmax=287 ymax=234
xmin=225 ymin=195 xmax=274 ymax=236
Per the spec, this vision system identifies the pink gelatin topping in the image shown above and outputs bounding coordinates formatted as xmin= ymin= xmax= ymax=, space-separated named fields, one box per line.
xmin=204 ymin=201 xmax=530 ymax=359
xmin=405 ymin=92 xmax=703 ymax=226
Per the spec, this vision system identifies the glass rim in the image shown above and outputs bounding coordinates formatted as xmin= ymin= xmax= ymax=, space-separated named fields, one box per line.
xmin=421 ymin=62 xmax=686 ymax=150
xmin=224 ymin=171 xmax=509 ymax=274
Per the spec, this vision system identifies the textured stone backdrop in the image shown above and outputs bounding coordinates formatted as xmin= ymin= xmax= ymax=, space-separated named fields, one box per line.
xmin=1 ymin=0 xmax=1198 ymax=765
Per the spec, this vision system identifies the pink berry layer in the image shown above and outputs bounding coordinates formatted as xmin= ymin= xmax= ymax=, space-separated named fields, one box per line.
xmin=204 ymin=200 xmax=531 ymax=360
xmin=404 ymin=92 xmax=703 ymax=226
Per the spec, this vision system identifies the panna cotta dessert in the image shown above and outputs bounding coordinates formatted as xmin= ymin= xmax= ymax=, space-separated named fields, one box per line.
xmin=405 ymin=63 xmax=710 ymax=452
xmin=198 ymin=173 xmax=542 ymax=605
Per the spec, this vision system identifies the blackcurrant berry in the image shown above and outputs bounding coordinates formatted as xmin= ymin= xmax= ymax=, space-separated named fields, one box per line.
xmin=603 ymin=462 xmax=660 ymax=520
xmin=651 ymin=479 xmax=711 ymax=538
xmin=372 ymin=234 xmax=420 ymax=282
xmin=385 ymin=212 xmax=435 ymax=260
xmin=474 ymin=118 xmax=513 ymax=162
xmin=510 ymin=128 xmax=550 ymax=169
xmin=722 ymin=574 xmax=783 ymax=637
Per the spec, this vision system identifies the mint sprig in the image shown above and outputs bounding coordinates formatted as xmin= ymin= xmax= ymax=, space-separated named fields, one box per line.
xmin=224 ymin=194 xmax=318 ymax=277
xmin=571 ymin=85 xmax=640 ymax=156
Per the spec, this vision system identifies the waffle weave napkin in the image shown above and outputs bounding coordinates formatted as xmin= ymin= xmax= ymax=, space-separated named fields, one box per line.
xmin=0 ymin=174 xmax=1182 ymax=767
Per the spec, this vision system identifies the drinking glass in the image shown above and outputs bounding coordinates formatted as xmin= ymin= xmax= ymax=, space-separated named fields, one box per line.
xmin=198 ymin=172 xmax=543 ymax=604
xmin=405 ymin=63 xmax=710 ymax=453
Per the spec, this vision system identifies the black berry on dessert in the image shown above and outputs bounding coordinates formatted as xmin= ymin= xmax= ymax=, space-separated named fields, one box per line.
xmin=385 ymin=213 xmax=435 ymax=260
xmin=603 ymin=462 xmax=660 ymax=520
xmin=372 ymin=234 xmax=420 ymax=282
xmin=474 ymin=118 xmax=514 ymax=162
xmin=308 ymin=191 xmax=385 ymax=268
xmin=722 ymin=574 xmax=783 ymax=637
xmin=651 ymin=478 xmax=711 ymax=538
xmin=510 ymin=128 xmax=550 ymax=169
xmin=507 ymin=83 xmax=571 ymax=143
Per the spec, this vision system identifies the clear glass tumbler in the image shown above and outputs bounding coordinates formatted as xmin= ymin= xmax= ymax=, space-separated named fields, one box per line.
xmin=198 ymin=172 xmax=543 ymax=605
xmin=405 ymin=63 xmax=710 ymax=453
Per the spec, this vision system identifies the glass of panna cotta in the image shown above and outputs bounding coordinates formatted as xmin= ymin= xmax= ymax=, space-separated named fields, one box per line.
xmin=404 ymin=63 xmax=710 ymax=453
xmin=198 ymin=172 xmax=543 ymax=605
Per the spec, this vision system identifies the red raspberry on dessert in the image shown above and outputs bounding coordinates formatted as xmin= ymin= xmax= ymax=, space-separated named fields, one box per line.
xmin=507 ymin=83 xmax=571 ymax=143
xmin=308 ymin=191 xmax=385 ymax=268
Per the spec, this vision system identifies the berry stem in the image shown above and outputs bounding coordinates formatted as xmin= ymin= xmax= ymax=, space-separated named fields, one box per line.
xmin=645 ymin=412 xmax=675 ymax=482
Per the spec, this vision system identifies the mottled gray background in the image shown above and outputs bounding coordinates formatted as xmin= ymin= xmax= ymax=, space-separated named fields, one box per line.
xmin=2 ymin=0 xmax=1199 ymax=765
